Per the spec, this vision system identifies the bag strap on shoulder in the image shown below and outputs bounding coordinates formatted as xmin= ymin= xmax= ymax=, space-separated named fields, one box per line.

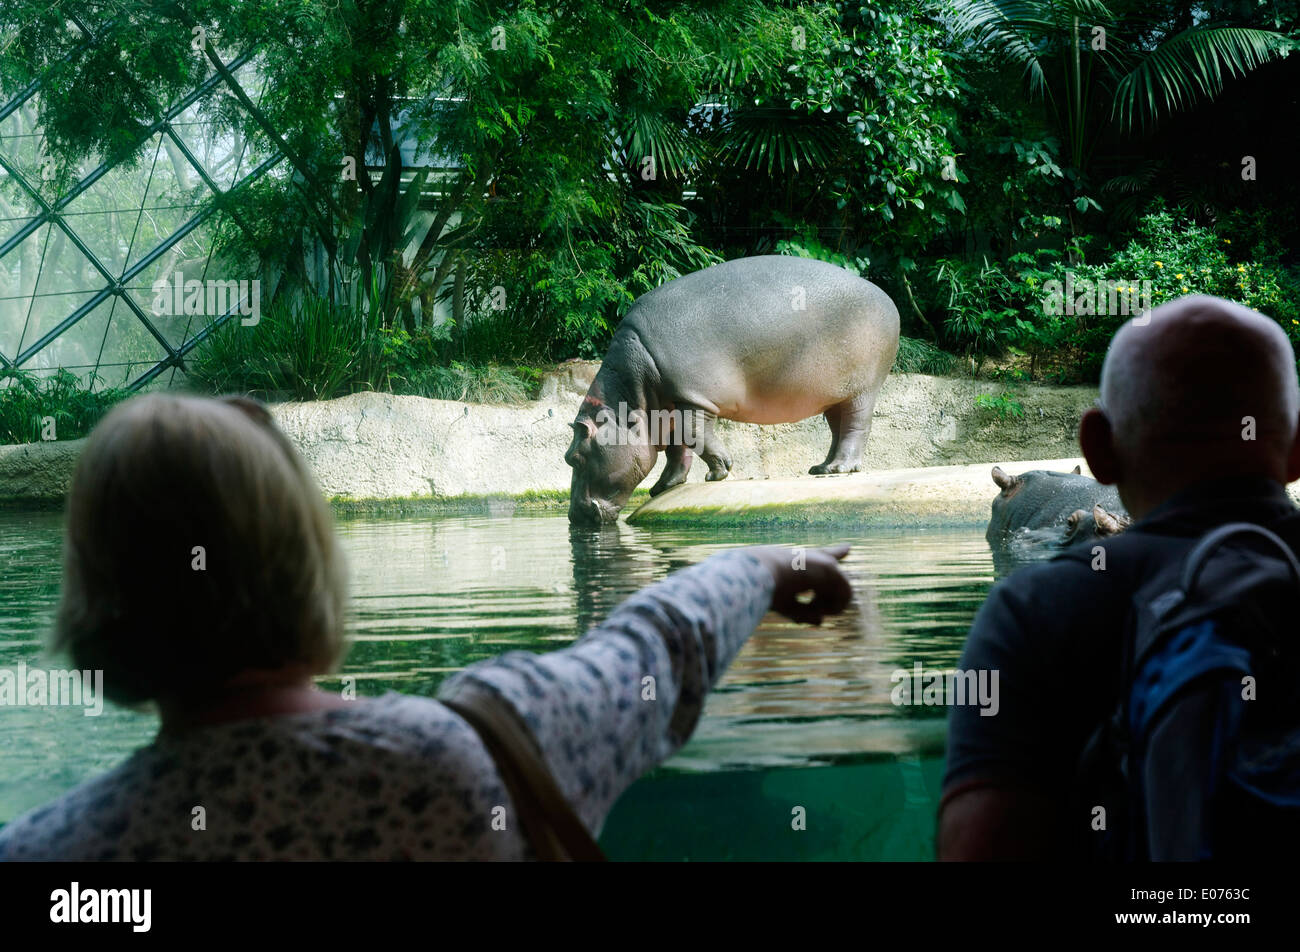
xmin=440 ymin=683 xmax=607 ymax=862
xmin=1181 ymin=522 xmax=1300 ymax=592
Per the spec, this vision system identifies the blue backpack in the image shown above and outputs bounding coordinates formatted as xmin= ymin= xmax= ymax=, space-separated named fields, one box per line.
xmin=1078 ymin=522 xmax=1300 ymax=860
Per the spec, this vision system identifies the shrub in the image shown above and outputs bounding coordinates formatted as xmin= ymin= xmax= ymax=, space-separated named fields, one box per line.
xmin=1058 ymin=206 xmax=1300 ymax=377
xmin=0 ymin=369 xmax=130 ymax=445
xmin=975 ymin=390 xmax=1025 ymax=422
xmin=407 ymin=363 xmax=532 ymax=405
xmin=932 ymin=257 xmax=1024 ymax=372
xmin=774 ymin=218 xmax=869 ymax=275
xmin=186 ymin=294 xmax=389 ymax=402
xmin=893 ymin=335 xmax=958 ymax=375
xmin=931 ymin=205 xmax=1300 ymax=382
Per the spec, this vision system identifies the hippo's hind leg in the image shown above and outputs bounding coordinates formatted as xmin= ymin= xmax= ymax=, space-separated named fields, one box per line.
xmin=810 ymin=392 xmax=876 ymax=475
xmin=679 ymin=403 xmax=733 ymax=482
xmin=649 ymin=441 xmax=692 ymax=497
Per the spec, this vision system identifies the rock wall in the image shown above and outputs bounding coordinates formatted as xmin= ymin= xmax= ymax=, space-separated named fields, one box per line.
xmin=0 ymin=369 xmax=1099 ymax=506
xmin=0 ymin=440 xmax=83 ymax=504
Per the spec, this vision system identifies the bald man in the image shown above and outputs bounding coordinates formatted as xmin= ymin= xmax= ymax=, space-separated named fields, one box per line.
xmin=938 ymin=295 xmax=1300 ymax=860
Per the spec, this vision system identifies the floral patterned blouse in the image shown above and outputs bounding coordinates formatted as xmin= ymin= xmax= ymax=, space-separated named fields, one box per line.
xmin=0 ymin=550 xmax=773 ymax=860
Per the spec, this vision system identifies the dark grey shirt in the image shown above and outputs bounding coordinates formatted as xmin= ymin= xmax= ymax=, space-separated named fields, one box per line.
xmin=942 ymin=476 xmax=1299 ymax=848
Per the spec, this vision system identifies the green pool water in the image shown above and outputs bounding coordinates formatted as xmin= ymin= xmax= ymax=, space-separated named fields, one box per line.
xmin=0 ymin=509 xmax=995 ymax=860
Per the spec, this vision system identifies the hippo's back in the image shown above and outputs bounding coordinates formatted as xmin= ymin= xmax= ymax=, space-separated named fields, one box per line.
xmin=619 ymin=256 xmax=900 ymax=421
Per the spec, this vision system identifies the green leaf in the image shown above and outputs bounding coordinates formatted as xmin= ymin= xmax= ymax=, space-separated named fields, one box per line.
xmin=1113 ymin=27 xmax=1293 ymax=130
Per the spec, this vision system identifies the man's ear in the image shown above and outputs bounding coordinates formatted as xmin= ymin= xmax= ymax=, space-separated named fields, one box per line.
xmin=1079 ymin=407 xmax=1120 ymax=486
xmin=220 ymin=395 xmax=274 ymax=426
xmin=1285 ymin=410 xmax=1300 ymax=484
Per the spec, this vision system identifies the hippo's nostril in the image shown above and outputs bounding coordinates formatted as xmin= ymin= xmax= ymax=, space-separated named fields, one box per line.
xmin=568 ymin=498 xmax=604 ymax=525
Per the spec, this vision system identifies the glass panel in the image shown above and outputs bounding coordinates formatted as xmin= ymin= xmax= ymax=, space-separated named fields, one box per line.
xmin=123 ymin=217 xmax=242 ymax=349
xmin=0 ymin=95 xmax=93 ymax=206
xmin=0 ymin=222 xmax=101 ymax=361
xmin=0 ymin=98 xmax=58 ymax=206
xmin=87 ymin=297 xmax=171 ymax=389
xmin=55 ymin=150 xmax=163 ymax=280
xmin=0 ymin=50 xmax=277 ymax=385
xmin=229 ymin=56 xmax=271 ymax=104
xmin=16 ymin=296 xmax=169 ymax=391
xmin=170 ymin=90 xmax=276 ymax=193
xmin=18 ymin=293 xmax=117 ymax=382
xmin=122 ymin=132 xmax=211 ymax=271
xmin=0 ymin=152 xmax=43 ymax=251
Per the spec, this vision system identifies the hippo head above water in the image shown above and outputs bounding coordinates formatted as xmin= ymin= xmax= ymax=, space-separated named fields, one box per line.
xmin=986 ymin=463 xmax=1131 ymax=574
xmin=1063 ymin=503 xmax=1131 ymax=544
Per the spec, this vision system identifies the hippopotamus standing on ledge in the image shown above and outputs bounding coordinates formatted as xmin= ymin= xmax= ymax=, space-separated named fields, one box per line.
xmin=565 ymin=256 xmax=900 ymax=524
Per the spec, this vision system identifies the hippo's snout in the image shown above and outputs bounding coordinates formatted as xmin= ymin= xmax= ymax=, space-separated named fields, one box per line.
xmin=568 ymin=498 xmax=620 ymax=526
xmin=570 ymin=499 xmax=602 ymax=525
xmin=568 ymin=466 xmax=627 ymax=526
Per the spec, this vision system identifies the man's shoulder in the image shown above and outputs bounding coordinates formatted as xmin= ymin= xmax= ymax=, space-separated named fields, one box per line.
xmin=986 ymin=541 xmax=1127 ymax=609
xmin=967 ymin=529 xmax=1189 ymax=659
xmin=969 ymin=511 xmax=1295 ymax=658
xmin=1009 ymin=523 xmax=1201 ymax=590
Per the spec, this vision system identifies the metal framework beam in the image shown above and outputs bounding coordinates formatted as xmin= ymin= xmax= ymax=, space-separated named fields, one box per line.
xmin=0 ymin=49 xmax=256 ymax=265
xmin=5 ymin=152 xmax=284 ymax=369
xmin=0 ymin=42 xmax=280 ymax=390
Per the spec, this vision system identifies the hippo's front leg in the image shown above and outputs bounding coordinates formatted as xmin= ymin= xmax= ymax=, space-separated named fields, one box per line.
xmin=649 ymin=441 xmax=693 ymax=496
xmin=679 ymin=403 xmax=733 ymax=481
xmin=811 ymin=392 xmax=876 ymax=475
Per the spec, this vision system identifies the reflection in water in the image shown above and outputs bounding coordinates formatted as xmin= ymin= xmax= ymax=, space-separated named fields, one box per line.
xmin=989 ymin=530 xmax=1065 ymax=579
xmin=568 ymin=523 xmax=664 ymax=634
xmin=0 ymin=509 xmax=996 ymax=857
xmin=338 ymin=514 xmax=995 ymax=768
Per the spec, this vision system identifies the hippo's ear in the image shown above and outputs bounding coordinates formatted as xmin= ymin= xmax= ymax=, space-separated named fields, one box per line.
xmin=1093 ymin=505 xmax=1127 ymax=536
xmin=992 ymin=466 xmax=1016 ymax=491
xmin=1067 ymin=508 xmax=1088 ymax=530
xmin=1071 ymin=465 xmax=1082 ymax=475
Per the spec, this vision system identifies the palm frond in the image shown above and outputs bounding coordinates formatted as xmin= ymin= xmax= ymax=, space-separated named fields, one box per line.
xmin=711 ymin=108 xmax=840 ymax=176
xmin=705 ymin=6 xmax=790 ymax=94
xmin=1113 ymin=27 xmax=1294 ymax=130
xmin=1099 ymin=160 xmax=1162 ymax=193
xmin=615 ymin=108 xmax=702 ymax=179
xmin=946 ymin=0 xmax=1116 ymax=100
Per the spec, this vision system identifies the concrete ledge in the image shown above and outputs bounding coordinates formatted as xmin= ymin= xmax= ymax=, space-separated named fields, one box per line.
xmin=0 ymin=372 xmax=1098 ymax=509
xmin=0 ymin=439 xmax=84 ymax=505
xmin=626 ymin=458 xmax=1096 ymax=528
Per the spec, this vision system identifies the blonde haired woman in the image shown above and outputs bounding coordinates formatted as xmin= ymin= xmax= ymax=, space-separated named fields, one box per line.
xmin=0 ymin=394 xmax=851 ymax=861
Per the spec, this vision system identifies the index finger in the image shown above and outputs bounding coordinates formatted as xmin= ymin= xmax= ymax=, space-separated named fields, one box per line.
xmin=812 ymin=562 xmax=854 ymax=615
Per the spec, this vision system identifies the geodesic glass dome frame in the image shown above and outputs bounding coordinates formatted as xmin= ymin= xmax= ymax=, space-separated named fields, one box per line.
xmin=0 ymin=43 xmax=284 ymax=393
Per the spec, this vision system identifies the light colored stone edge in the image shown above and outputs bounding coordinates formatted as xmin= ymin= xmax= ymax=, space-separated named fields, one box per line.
xmin=626 ymin=458 xmax=1093 ymax=527
xmin=0 ymin=373 xmax=1098 ymax=508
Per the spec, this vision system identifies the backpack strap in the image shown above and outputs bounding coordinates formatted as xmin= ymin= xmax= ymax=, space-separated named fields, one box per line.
xmin=1182 ymin=523 xmax=1300 ymax=592
xmin=440 ymin=683 xmax=607 ymax=862
xmin=1131 ymin=522 xmax=1300 ymax=664
xmin=1075 ymin=523 xmax=1300 ymax=859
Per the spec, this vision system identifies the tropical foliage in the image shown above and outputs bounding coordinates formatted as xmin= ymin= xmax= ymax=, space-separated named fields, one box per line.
xmin=0 ymin=0 xmax=1298 ymax=434
xmin=0 ymin=369 xmax=129 ymax=444
xmin=945 ymin=0 xmax=1294 ymax=239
